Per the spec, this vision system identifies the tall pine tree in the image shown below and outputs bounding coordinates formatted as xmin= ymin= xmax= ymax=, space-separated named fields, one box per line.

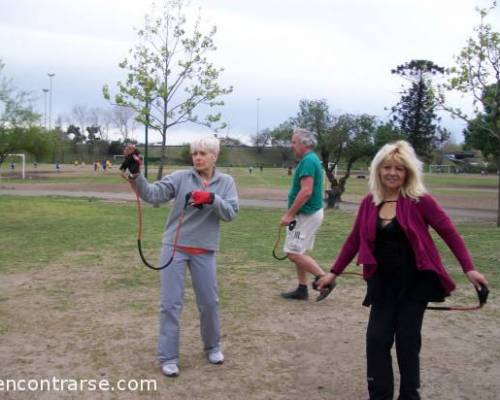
xmin=391 ymin=60 xmax=444 ymax=161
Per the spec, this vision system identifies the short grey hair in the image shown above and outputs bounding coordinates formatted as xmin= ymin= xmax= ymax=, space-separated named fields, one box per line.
xmin=293 ymin=128 xmax=317 ymax=148
xmin=190 ymin=136 xmax=220 ymax=157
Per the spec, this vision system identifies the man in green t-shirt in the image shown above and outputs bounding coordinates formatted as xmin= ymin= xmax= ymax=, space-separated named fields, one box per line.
xmin=280 ymin=128 xmax=333 ymax=302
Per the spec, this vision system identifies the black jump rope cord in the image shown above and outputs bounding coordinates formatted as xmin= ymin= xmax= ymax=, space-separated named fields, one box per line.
xmin=128 ymin=179 xmax=490 ymax=311
xmin=272 ymin=220 xmax=489 ymax=311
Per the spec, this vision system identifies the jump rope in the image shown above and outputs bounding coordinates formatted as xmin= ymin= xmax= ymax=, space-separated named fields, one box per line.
xmin=120 ymin=152 xmax=208 ymax=271
xmin=125 ymin=178 xmax=188 ymax=271
xmin=121 ymin=152 xmax=489 ymax=310
xmin=272 ymin=221 xmax=489 ymax=311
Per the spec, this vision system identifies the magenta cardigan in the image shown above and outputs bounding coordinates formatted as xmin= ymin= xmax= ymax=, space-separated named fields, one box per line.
xmin=330 ymin=193 xmax=475 ymax=295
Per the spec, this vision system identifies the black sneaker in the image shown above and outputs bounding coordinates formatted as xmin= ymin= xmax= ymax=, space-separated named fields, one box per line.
xmin=312 ymin=276 xmax=336 ymax=302
xmin=281 ymin=287 xmax=308 ymax=300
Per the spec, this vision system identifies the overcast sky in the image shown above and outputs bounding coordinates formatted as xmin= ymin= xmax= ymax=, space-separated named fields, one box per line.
xmin=1 ymin=0 xmax=498 ymax=144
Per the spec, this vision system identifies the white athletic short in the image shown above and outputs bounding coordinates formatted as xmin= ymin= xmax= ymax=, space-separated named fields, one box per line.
xmin=283 ymin=208 xmax=324 ymax=255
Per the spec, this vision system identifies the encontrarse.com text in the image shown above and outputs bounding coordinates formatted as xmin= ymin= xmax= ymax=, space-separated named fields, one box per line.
xmin=0 ymin=377 xmax=157 ymax=392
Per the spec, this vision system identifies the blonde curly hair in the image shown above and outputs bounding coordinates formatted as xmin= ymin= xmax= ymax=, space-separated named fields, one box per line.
xmin=368 ymin=140 xmax=427 ymax=205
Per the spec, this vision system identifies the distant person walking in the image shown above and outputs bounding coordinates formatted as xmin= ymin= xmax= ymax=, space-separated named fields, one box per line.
xmin=280 ymin=128 xmax=333 ymax=302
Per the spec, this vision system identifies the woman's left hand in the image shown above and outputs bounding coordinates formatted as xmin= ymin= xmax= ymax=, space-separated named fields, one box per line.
xmin=466 ymin=270 xmax=488 ymax=290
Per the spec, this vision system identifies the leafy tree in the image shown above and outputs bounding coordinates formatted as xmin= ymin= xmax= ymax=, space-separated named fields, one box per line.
xmin=441 ymin=140 xmax=464 ymax=155
xmin=103 ymin=0 xmax=232 ymax=180
xmin=432 ymin=127 xmax=452 ymax=164
xmin=0 ymin=61 xmax=40 ymax=130
xmin=320 ymin=113 xmax=377 ymax=207
xmin=108 ymin=140 xmax=127 ymax=157
xmin=251 ymin=129 xmax=272 ymax=152
xmin=464 ymin=113 xmax=498 ymax=160
xmin=86 ymin=125 xmax=103 ymax=142
xmin=269 ymin=121 xmax=293 ymax=165
xmin=66 ymin=125 xmax=86 ymax=144
xmin=67 ymin=105 xmax=90 ymax=137
xmin=0 ymin=126 xmax=55 ymax=165
xmin=281 ymin=99 xmax=377 ymax=207
xmin=439 ymin=2 xmax=500 ymax=225
xmin=0 ymin=60 xmax=51 ymax=165
xmin=373 ymin=121 xmax=404 ymax=149
xmin=219 ymin=135 xmax=243 ymax=146
xmin=464 ymin=85 xmax=500 ymax=166
xmin=85 ymin=125 xmax=108 ymax=158
xmin=391 ymin=59 xmax=444 ymax=161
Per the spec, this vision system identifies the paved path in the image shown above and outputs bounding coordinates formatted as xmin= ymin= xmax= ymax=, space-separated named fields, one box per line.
xmin=0 ymin=187 xmax=496 ymax=221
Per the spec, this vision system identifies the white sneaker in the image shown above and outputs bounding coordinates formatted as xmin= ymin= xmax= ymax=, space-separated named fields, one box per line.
xmin=161 ymin=363 xmax=179 ymax=377
xmin=208 ymin=350 xmax=224 ymax=364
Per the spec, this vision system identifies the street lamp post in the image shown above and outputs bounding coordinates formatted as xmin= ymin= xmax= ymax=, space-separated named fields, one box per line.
xmin=144 ymin=98 xmax=150 ymax=179
xmin=42 ymin=88 xmax=49 ymax=130
xmin=256 ymin=97 xmax=261 ymax=135
xmin=137 ymin=78 xmax=151 ymax=179
xmin=47 ymin=73 xmax=55 ymax=131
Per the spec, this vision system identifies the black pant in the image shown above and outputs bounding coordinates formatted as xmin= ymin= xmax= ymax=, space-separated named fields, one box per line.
xmin=366 ymin=296 xmax=427 ymax=400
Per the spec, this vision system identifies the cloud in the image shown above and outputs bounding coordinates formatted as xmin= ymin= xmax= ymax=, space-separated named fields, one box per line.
xmin=1 ymin=0 xmax=497 ymax=143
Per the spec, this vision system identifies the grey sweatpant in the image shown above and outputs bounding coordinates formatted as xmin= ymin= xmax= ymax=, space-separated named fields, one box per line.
xmin=157 ymin=247 xmax=220 ymax=364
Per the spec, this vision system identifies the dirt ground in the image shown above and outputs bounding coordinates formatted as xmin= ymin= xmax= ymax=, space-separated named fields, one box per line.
xmin=0 ymin=261 xmax=498 ymax=400
xmin=1 ymin=165 xmax=499 ymax=399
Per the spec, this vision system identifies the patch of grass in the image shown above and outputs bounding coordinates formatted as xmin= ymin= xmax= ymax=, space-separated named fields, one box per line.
xmin=430 ymin=189 xmax=497 ymax=198
xmin=435 ymin=221 xmax=500 ymax=282
xmin=0 ymin=196 xmax=169 ymax=272
xmin=1 ymin=196 xmax=498 ymax=308
xmin=424 ymin=173 xmax=498 ymax=188
xmin=4 ymin=163 xmax=497 ymax=203
xmin=126 ymin=301 xmax=151 ymax=312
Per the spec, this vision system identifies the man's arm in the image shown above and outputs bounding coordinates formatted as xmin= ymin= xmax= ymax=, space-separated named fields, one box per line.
xmin=281 ymin=176 xmax=313 ymax=225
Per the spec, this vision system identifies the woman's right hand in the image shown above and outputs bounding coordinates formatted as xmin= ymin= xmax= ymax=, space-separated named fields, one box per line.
xmin=316 ymin=272 xmax=336 ymax=290
xmin=120 ymin=145 xmax=142 ymax=176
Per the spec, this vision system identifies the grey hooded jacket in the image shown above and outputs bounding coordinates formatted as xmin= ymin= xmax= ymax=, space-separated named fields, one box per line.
xmin=134 ymin=168 xmax=239 ymax=251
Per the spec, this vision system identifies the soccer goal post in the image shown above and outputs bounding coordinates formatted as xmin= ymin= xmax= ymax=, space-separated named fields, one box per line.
xmin=428 ymin=164 xmax=451 ymax=174
xmin=6 ymin=153 xmax=26 ymax=179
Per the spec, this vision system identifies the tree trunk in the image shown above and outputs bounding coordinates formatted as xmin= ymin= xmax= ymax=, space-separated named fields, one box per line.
xmin=154 ymin=134 xmax=168 ymax=209
xmin=497 ymin=156 xmax=500 ymax=227
xmin=323 ymin=160 xmax=337 ymax=208
xmin=324 ymin=158 xmax=355 ymax=208
xmin=325 ymin=179 xmax=345 ymax=208
xmin=157 ymin=134 xmax=167 ymax=181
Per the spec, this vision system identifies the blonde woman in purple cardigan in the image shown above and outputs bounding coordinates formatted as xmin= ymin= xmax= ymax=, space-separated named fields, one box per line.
xmin=317 ymin=140 xmax=488 ymax=400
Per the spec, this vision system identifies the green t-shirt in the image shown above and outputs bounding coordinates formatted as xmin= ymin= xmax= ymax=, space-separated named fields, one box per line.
xmin=288 ymin=151 xmax=324 ymax=214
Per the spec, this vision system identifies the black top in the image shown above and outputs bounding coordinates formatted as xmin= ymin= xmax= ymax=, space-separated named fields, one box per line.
xmin=363 ymin=213 xmax=446 ymax=307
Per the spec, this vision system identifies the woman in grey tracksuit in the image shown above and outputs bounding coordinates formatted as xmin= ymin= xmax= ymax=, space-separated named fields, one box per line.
xmin=125 ymin=136 xmax=239 ymax=377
